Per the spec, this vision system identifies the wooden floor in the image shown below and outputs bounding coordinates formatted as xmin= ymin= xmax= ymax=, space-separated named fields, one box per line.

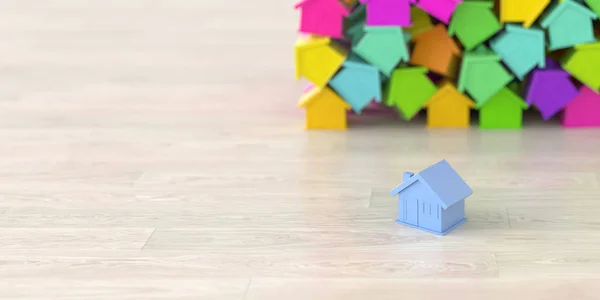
xmin=2 ymin=1 xmax=600 ymax=299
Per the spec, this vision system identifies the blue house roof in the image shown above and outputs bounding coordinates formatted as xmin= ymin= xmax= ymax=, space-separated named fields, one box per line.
xmin=389 ymin=159 xmax=472 ymax=210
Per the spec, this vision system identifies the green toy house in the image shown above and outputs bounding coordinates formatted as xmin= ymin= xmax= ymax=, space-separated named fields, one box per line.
xmin=477 ymin=87 xmax=529 ymax=129
xmin=448 ymin=1 xmax=502 ymax=50
xmin=458 ymin=46 xmax=514 ymax=106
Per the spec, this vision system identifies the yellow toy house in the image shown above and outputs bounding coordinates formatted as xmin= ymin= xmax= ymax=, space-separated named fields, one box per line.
xmin=295 ymin=36 xmax=347 ymax=87
xmin=500 ymin=0 xmax=550 ymax=28
xmin=298 ymin=86 xmax=351 ymax=130
xmin=425 ymin=81 xmax=475 ymax=128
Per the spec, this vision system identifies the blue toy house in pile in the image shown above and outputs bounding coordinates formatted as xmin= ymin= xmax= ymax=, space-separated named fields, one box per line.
xmin=389 ymin=159 xmax=473 ymax=235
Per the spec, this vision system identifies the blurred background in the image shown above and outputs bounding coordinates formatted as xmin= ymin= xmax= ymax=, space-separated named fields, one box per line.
xmin=0 ymin=0 xmax=303 ymax=128
xmin=1 ymin=1 xmax=600 ymax=299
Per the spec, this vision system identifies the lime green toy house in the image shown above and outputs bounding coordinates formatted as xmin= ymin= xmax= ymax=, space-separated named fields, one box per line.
xmin=477 ymin=87 xmax=529 ymax=129
xmin=385 ymin=67 xmax=438 ymax=120
xmin=562 ymin=42 xmax=600 ymax=91
xmin=585 ymin=0 xmax=600 ymax=16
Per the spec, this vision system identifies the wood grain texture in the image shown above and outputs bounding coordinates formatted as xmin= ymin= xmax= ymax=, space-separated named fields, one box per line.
xmin=0 ymin=279 xmax=250 ymax=300
xmin=0 ymin=228 xmax=153 ymax=250
xmin=0 ymin=250 xmax=497 ymax=279
xmin=245 ymin=278 xmax=600 ymax=300
xmin=1 ymin=0 xmax=600 ymax=299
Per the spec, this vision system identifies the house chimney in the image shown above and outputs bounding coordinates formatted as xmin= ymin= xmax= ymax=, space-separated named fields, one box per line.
xmin=403 ymin=172 xmax=414 ymax=182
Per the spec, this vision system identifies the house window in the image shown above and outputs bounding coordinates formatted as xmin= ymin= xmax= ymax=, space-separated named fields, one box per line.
xmin=422 ymin=202 xmax=434 ymax=216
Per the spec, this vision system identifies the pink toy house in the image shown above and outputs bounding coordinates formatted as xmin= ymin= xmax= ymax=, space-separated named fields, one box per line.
xmin=295 ymin=0 xmax=349 ymax=38
xmin=360 ymin=0 xmax=416 ymax=27
xmin=417 ymin=0 xmax=462 ymax=24
xmin=562 ymin=86 xmax=600 ymax=128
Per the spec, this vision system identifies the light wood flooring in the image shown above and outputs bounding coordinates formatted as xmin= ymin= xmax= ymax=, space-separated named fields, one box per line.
xmin=1 ymin=0 xmax=600 ymax=299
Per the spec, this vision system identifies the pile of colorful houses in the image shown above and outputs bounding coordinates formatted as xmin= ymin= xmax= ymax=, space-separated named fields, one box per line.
xmin=294 ymin=0 xmax=600 ymax=129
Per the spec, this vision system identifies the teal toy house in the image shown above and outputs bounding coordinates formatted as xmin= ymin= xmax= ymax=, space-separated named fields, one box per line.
xmin=354 ymin=26 xmax=410 ymax=76
xmin=540 ymin=0 xmax=598 ymax=50
xmin=389 ymin=159 xmax=472 ymax=235
xmin=490 ymin=25 xmax=545 ymax=80
xmin=329 ymin=60 xmax=383 ymax=113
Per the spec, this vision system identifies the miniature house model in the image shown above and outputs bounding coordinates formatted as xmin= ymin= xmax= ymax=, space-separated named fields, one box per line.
xmin=389 ymin=159 xmax=472 ymax=235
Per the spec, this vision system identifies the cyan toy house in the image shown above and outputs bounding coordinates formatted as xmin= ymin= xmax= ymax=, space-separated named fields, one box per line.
xmin=329 ymin=60 xmax=383 ymax=113
xmin=389 ymin=159 xmax=472 ymax=235
xmin=540 ymin=0 xmax=597 ymax=50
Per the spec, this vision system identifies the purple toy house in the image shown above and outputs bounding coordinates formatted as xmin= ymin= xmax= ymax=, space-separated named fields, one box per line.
xmin=360 ymin=0 xmax=416 ymax=27
xmin=417 ymin=0 xmax=462 ymax=24
xmin=562 ymin=86 xmax=600 ymax=128
xmin=295 ymin=0 xmax=349 ymax=38
xmin=525 ymin=67 xmax=578 ymax=120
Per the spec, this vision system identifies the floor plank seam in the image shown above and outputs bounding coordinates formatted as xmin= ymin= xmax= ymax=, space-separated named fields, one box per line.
xmin=506 ymin=207 xmax=512 ymax=229
xmin=494 ymin=252 xmax=501 ymax=278
xmin=243 ymin=277 xmax=253 ymax=300
xmin=140 ymin=228 xmax=156 ymax=251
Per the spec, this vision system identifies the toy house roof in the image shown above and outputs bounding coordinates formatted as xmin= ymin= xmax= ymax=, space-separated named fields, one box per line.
xmin=565 ymin=86 xmax=600 ymax=108
xmin=295 ymin=36 xmax=347 ymax=80
xmin=390 ymin=66 xmax=429 ymax=78
xmin=425 ymin=82 xmax=475 ymax=108
xmin=389 ymin=159 xmax=473 ymax=210
xmin=342 ymin=60 xmax=379 ymax=74
xmin=448 ymin=1 xmax=495 ymax=35
xmin=504 ymin=24 xmax=544 ymax=38
xmin=476 ymin=87 xmax=528 ymax=109
xmin=295 ymin=36 xmax=332 ymax=49
xmin=294 ymin=0 xmax=315 ymax=8
xmin=295 ymin=0 xmax=349 ymax=14
xmin=294 ymin=36 xmax=328 ymax=80
xmin=496 ymin=25 xmax=545 ymax=52
xmin=540 ymin=0 xmax=597 ymax=28
xmin=458 ymin=46 xmax=513 ymax=94
xmin=298 ymin=86 xmax=351 ymax=109
xmin=455 ymin=1 xmax=494 ymax=10
xmin=526 ymin=69 xmax=576 ymax=105
xmin=462 ymin=45 xmax=501 ymax=63
xmin=562 ymin=43 xmax=600 ymax=68
xmin=574 ymin=41 xmax=600 ymax=51
xmin=418 ymin=27 xmax=461 ymax=55
xmin=364 ymin=26 xmax=405 ymax=36
xmin=360 ymin=26 xmax=412 ymax=45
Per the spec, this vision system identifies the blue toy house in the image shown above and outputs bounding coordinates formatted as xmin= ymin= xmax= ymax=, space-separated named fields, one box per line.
xmin=389 ymin=159 xmax=472 ymax=235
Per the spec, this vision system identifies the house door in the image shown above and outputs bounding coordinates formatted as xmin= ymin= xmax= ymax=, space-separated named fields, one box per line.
xmin=404 ymin=197 xmax=419 ymax=226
